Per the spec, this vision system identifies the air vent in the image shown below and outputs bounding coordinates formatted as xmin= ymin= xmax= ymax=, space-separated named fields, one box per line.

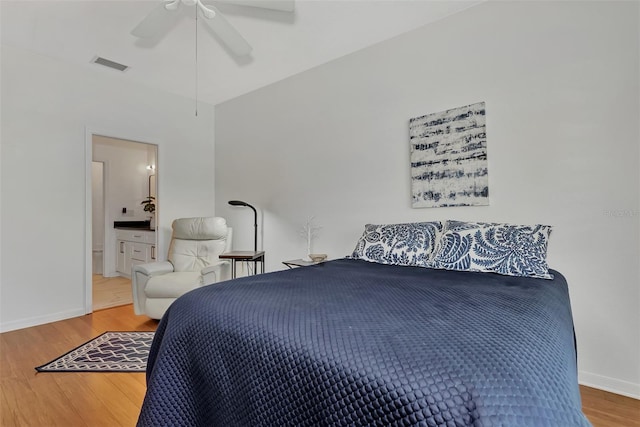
xmin=92 ymin=56 xmax=129 ymax=72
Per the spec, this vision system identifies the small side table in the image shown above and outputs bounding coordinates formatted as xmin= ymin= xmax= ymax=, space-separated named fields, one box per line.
xmin=220 ymin=251 xmax=265 ymax=279
xmin=282 ymin=259 xmax=324 ymax=269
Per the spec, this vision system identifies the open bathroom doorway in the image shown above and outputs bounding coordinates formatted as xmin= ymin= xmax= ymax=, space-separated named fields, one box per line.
xmin=89 ymin=135 xmax=158 ymax=312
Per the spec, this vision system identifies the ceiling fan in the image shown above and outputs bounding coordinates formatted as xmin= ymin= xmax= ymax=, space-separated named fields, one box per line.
xmin=131 ymin=0 xmax=295 ymax=57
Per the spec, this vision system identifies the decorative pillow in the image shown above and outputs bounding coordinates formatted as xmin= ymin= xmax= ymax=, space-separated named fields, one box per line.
xmin=431 ymin=220 xmax=554 ymax=279
xmin=441 ymin=220 xmax=498 ymax=232
xmin=350 ymin=221 xmax=443 ymax=267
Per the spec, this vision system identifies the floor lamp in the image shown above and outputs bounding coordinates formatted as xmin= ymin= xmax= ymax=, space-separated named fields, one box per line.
xmin=228 ymin=200 xmax=257 ymax=252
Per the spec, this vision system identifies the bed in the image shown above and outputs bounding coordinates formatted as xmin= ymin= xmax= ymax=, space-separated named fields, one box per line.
xmin=137 ymin=221 xmax=591 ymax=426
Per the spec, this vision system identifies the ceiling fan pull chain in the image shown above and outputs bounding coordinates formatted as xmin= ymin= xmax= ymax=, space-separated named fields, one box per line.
xmin=195 ymin=2 xmax=199 ymax=117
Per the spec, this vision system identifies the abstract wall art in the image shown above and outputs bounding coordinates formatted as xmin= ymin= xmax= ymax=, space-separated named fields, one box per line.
xmin=409 ymin=101 xmax=488 ymax=208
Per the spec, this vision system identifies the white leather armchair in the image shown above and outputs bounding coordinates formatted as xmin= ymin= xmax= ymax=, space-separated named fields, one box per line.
xmin=132 ymin=217 xmax=232 ymax=319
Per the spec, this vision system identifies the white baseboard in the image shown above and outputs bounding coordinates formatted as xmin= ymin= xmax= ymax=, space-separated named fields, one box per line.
xmin=579 ymin=370 xmax=640 ymax=399
xmin=0 ymin=308 xmax=86 ymax=333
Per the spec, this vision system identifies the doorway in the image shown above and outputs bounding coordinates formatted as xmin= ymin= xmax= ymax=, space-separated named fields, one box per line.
xmin=91 ymin=159 xmax=134 ymax=310
xmin=85 ymin=131 xmax=158 ymax=313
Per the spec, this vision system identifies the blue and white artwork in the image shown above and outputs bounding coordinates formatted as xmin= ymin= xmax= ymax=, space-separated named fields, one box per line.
xmin=409 ymin=102 xmax=488 ymax=208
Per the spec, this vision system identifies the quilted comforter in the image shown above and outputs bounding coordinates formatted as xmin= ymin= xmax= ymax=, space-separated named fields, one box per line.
xmin=138 ymin=259 xmax=591 ymax=426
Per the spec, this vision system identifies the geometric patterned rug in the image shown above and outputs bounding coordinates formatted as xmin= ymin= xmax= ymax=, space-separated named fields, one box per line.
xmin=35 ymin=331 xmax=155 ymax=373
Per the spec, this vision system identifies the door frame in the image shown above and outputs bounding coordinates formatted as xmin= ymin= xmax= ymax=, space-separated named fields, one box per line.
xmin=91 ymin=160 xmax=107 ymax=276
xmin=84 ymin=127 xmax=159 ymax=314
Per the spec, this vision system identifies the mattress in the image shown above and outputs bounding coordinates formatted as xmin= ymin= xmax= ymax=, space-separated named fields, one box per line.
xmin=138 ymin=258 xmax=590 ymax=426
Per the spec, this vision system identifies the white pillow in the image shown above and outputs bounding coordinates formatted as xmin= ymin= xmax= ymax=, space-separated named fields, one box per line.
xmin=430 ymin=220 xmax=553 ymax=279
xmin=350 ymin=221 xmax=443 ymax=267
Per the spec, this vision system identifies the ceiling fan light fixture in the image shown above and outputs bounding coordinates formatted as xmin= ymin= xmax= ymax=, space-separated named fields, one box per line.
xmin=197 ymin=1 xmax=217 ymax=19
xmin=164 ymin=0 xmax=182 ymax=11
xmin=131 ymin=0 xmax=294 ymax=57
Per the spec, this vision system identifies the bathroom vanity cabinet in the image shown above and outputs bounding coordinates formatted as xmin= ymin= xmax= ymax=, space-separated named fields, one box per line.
xmin=115 ymin=229 xmax=156 ymax=277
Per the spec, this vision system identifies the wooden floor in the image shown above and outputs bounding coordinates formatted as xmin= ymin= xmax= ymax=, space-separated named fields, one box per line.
xmin=1 ymin=305 xmax=638 ymax=426
xmin=581 ymin=385 xmax=640 ymax=427
xmin=92 ymin=274 xmax=133 ymax=311
xmin=0 ymin=305 xmax=157 ymax=426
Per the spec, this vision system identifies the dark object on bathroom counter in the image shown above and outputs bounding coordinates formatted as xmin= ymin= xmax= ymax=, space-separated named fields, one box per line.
xmin=114 ymin=221 xmax=154 ymax=231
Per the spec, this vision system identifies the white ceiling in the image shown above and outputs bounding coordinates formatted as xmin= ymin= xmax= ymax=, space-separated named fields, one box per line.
xmin=1 ymin=0 xmax=482 ymax=106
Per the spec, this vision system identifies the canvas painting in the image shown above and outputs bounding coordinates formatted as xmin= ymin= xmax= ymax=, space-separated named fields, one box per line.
xmin=409 ymin=102 xmax=488 ymax=208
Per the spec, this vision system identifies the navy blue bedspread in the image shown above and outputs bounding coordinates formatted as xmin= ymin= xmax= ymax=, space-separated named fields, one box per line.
xmin=138 ymin=259 xmax=590 ymax=426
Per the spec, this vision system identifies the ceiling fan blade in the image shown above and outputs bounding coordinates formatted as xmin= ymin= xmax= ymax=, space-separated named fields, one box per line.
xmin=131 ymin=1 xmax=182 ymax=39
xmin=215 ymin=0 xmax=295 ymax=13
xmin=200 ymin=4 xmax=253 ymax=57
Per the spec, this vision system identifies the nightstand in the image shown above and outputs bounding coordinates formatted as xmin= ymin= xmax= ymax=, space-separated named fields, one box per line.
xmin=220 ymin=251 xmax=265 ymax=279
xmin=282 ymin=259 xmax=324 ymax=269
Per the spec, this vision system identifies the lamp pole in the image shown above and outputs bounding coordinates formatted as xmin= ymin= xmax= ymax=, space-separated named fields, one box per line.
xmin=249 ymin=204 xmax=257 ymax=252
xmin=228 ymin=200 xmax=257 ymax=252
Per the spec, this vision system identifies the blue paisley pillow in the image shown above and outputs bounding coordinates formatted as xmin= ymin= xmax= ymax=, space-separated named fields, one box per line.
xmin=350 ymin=221 xmax=443 ymax=267
xmin=431 ymin=220 xmax=553 ymax=279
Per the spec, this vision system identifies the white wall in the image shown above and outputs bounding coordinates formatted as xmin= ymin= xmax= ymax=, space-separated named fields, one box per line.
xmin=1 ymin=45 xmax=216 ymax=332
xmin=215 ymin=1 xmax=640 ymax=397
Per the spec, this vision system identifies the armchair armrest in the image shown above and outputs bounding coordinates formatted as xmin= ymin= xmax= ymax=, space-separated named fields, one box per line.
xmin=201 ymin=260 xmax=231 ymax=285
xmin=134 ymin=261 xmax=174 ymax=276
xmin=132 ymin=261 xmax=175 ymax=315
